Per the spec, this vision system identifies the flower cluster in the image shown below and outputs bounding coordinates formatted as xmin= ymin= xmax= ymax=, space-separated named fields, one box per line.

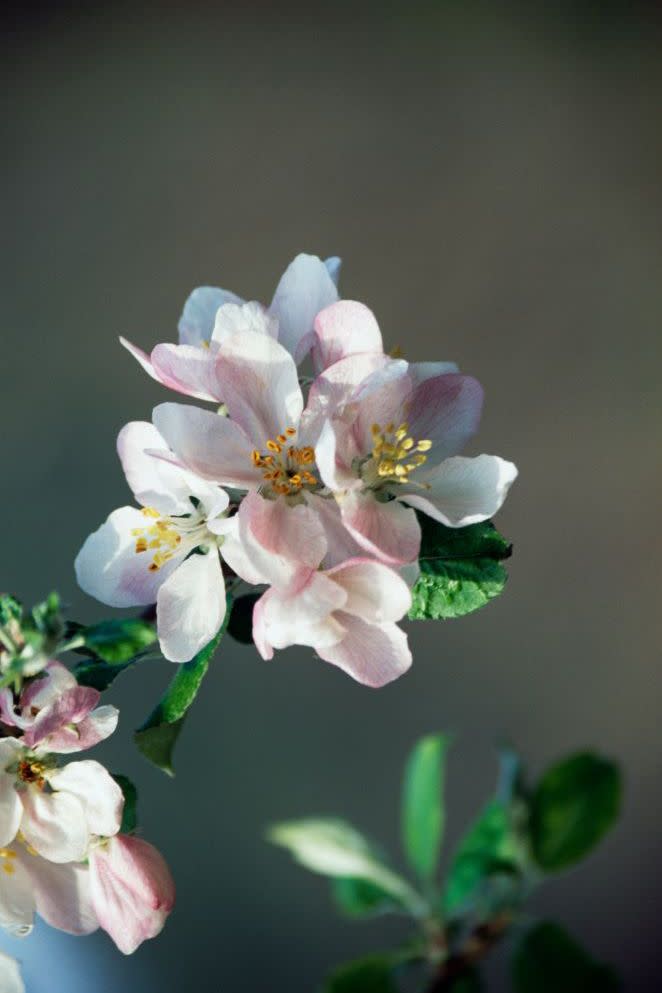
xmin=0 ymin=660 xmax=174 ymax=954
xmin=76 ymin=253 xmax=517 ymax=686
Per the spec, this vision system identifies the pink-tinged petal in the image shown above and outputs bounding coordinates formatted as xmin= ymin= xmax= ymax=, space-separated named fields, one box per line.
xmin=339 ymin=491 xmax=421 ymax=565
xmin=350 ymin=359 xmax=412 ymax=454
xmin=19 ymin=661 xmax=76 ymax=716
xmin=236 ymin=491 xmax=328 ymax=588
xmin=269 ymin=253 xmax=339 ymax=360
xmin=316 ymin=614 xmax=412 ymax=688
xmin=327 ymin=559 xmax=411 ymax=623
xmin=300 ymin=351 xmax=392 ymax=448
xmin=0 ymin=951 xmax=26 ymax=991
xmin=20 ymin=789 xmax=88 ymax=863
xmin=47 ymin=760 xmax=123 ymax=839
xmin=0 ymin=855 xmax=35 ymax=938
xmin=119 ymin=337 xmax=161 ymax=382
xmin=178 ymin=286 xmax=243 ymax=346
xmin=398 ymin=454 xmax=518 ymax=527
xmin=150 ymin=343 xmax=223 ymax=402
xmin=213 ymin=330 xmax=303 ymax=446
xmin=75 ymin=506 xmax=185 ymax=609
xmin=303 ymin=492 xmax=365 ymax=569
xmin=0 ymin=772 xmax=22 ymax=848
xmin=89 ymin=835 xmax=175 ymax=955
xmin=20 ymin=853 xmax=98 ymax=936
xmin=408 ymin=360 xmax=460 ymax=383
xmin=0 ymin=689 xmax=19 ymax=728
xmin=23 ymin=685 xmax=100 ymax=749
xmin=153 ymin=402 xmax=259 ymax=489
xmin=314 ymin=420 xmax=361 ymax=492
xmin=311 ymin=300 xmax=383 ymax=374
xmin=252 ymin=581 xmax=346 ymax=661
xmin=34 ymin=705 xmax=119 ymax=755
xmin=403 ymin=373 xmax=483 ymax=461
xmin=211 ymin=301 xmax=278 ymax=346
xmin=156 ymin=550 xmax=227 ymax=663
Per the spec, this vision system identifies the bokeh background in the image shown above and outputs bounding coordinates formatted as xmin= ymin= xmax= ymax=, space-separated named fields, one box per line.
xmin=1 ymin=1 xmax=660 ymax=990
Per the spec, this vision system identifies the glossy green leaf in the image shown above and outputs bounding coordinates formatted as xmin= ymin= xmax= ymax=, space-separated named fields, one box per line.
xmin=78 ymin=618 xmax=157 ymax=664
xmin=402 ymin=733 xmax=448 ymax=881
xmin=530 ymin=753 xmax=621 ymax=871
xmin=513 ymin=921 xmax=621 ymax=992
xmin=134 ymin=615 xmax=227 ymax=775
xmin=268 ymin=818 xmax=425 ymax=917
xmin=409 ymin=517 xmax=511 ymax=620
xmin=227 ymin=593 xmax=260 ymax=645
xmin=73 ymin=657 xmax=137 ymax=691
xmin=324 ymin=955 xmax=399 ymax=993
xmin=112 ymin=774 xmax=138 ymax=834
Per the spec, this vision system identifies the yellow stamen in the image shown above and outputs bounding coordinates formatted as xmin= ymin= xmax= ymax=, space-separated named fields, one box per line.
xmin=367 ymin=422 xmax=432 ymax=486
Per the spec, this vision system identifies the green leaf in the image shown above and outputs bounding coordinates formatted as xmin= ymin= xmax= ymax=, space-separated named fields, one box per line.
xmin=267 ymin=818 xmax=425 ymax=917
xmin=324 ymin=955 xmax=399 ymax=993
xmin=31 ymin=592 xmax=63 ymax=642
xmin=408 ymin=517 xmax=511 ymax=621
xmin=134 ymin=617 xmax=227 ymax=775
xmin=78 ymin=618 xmax=157 ymax=664
xmin=73 ymin=657 xmax=137 ymax=691
xmin=332 ymin=877 xmax=403 ymax=918
xmin=227 ymin=593 xmax=260 ymax=645
xmin=513 ymin=921 xmax=621 ymax=993
xmin=530 ymin=753 xmax=621 ymax=872
xmin=0 ymin=594 xmax=22 ymax=626
xmin=402 ymin=733 xmax=448 ymax=882
xmin=443 ymin=801 xmax=525 ymax=917
xmin=112 ymin=774 xmax=138 ymax=834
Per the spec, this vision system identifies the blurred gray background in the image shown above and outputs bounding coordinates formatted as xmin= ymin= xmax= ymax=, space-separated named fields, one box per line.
xmin=1 ymin=2 xmax=660 ymax=990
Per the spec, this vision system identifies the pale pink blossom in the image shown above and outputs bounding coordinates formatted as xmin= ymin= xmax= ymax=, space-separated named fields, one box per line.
xmin=120 ymin=253 xmax=341 ymax=400
xmin=88 ymin=834 xmax=175 ymax=955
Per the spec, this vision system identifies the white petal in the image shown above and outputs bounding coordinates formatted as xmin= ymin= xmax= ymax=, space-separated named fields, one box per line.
xmin=211 ymin=301 xmax=278 ymax=346
xmin=213 ymin=330 xmax=303 ymax=446
xmin=0 ymin=856 xmax=35 ymax=939
xmin=47 ymin=760 xmax=123 ymax=838
xmin=316 ymin=614 xmax=412 ymax=688
xmin=178 ymin=286 xmax=243 ymax=346
xmin=75 ymin=506 xmax=185 ymax=608
xmin=157 ymin=551 xmax=226 ymax=663
xmin=119 ymin=337 xmax=160 ymax=381
xmin=327 ymin=559 xmax=411 ymax=624
xmin=0 ymin=773 xmax=22 ymax=848
xmin=398 ymin=455 xmax=518 ymax=526
xmin=338 ymin=490 xmax=421 ymax=565
xmin=0 ymin=952 xmax=26 ymax=991
xmin=235 ymin=491 xmax=327 ymax=588
xmin=19 ymin=852 xmax=98 ymax=936
xmin=270 ymin=253 xmax=339 ymax=360
xmin=303 ymin=492 xmax=365 ymax=569
xmin=324 ymin=256 xmax=342 ymax=286
xmin=117 ymin=421 xmax=193 ymax=514
xmin=254 ymin=576 xmax=346 ymax=653
xmin=20 ymin=789 xmax=89 ymax=863
xmin=150 ymin=343 xmax=224 ymax=402
xmin=311 ymin=300 xmax=383 ymax=374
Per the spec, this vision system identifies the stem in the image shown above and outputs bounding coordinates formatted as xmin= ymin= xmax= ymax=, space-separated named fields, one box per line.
xmin=424 ymin=914 xmax=511 ymax=992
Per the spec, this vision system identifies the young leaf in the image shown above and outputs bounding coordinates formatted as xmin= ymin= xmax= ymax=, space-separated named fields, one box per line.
xmin=77 ymin=618 xmax=157 ymax=664
xmin=402 ymin=733 xmax=448 ymax=882
xmin=112 ymin=774 xmax=138 ymax=834
xmin=530 ymin=753 xmax=621 ymax=872
xmin=513 ymin=921 xmax=621 ymax=992
xmin=324 ymin=955 xmax=399 ymax=993
xmin=0 ymin=594 xmax=22 ymax=626
xmin=443 ymin=800 xmax=527 ymax=917
xmin=332 ymin=877 xmax=404 ymax=918
xmin=267 ymin=819 xmax=425 ymax=917
xmin=408 ymin=517 xmax=512 ymax=621
xmin=134 ymin=615 xmax=227 ymax=775
xmin=73 ymin=658 xmax=138 ymax=691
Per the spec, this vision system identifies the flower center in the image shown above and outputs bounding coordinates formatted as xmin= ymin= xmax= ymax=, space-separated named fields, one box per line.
xmin=364 ymin=421 xmax=432 ymax=487
xmin=252 ymin=427 xmax=318 ymax=497
xmin=131 ymin=505 xmax=211 ymax=572
xmin=17 ymin=758 xmax=47 ymax=789
xmin=0 ymin=847 xmax=17 ymax=876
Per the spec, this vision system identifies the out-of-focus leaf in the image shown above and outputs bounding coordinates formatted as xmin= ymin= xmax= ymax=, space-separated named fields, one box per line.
xmin=227 ymin=593 xmax=260 ymax=645
xmin=513 ymin=921 xmax=621 ymax=992
xmin=332 ymin=877 xmax=403 ymax=918
xmin=409 ymin=517 xmax=512 ymax=621
xmin=324 ymin=955 xmax=399 ymax=993
xmin=76 ymin=618 xmax=157 ymax=664
xmin=0 ymin=594 xmax=22 ymax=626
xmin=446 ymin=969 xmax=483 ymax=992
xmin=402 ymin=733 xmax=449 ymax=882
xmin=268 ymin=818 xmax=425 ymax=916
xmin=530 ymin=753 xmax=621 ymax=871
xmin=112 ymin=774 xmax=138 ymax=834
xmin=134 ymin=613 xmax=227 ymax=775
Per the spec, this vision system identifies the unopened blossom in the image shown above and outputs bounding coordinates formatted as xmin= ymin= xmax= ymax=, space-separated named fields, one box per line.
xmin=311 ymin=302 xmax=518 ymax=564
xmin=0 ymin=838 xmax=97 ymax=938
xmin=228 ymin=493 xmax=412 ymax=686
xmin=0 ymin=736 xmax=123 ymax=864
xmin=88 ymin=833 xmax=175 ymax=955
xmin=0 ymin=661 xmax=118 ymax=754
xmin=120 ymin=252 xmax=341 ymax=401
xmin=76 ymin=421 xmax=240 ymax=663
xmin=0 ymin=951 xmax=24 ymax=993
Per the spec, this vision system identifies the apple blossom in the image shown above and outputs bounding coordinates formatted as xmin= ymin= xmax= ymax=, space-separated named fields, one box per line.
xmin=120 ymin=252 xmax=341 ymax=401
xmin=75 ymin=421 xmax=239 ymax=663
xmin=88 ymin=833 xmax=175 ymax=955
xmin=0 ymin=951 xmax=24 ymax=993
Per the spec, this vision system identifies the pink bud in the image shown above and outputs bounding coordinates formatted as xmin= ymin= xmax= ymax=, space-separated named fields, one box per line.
xmin=89 ymin=834 xmax=175 ymax=954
